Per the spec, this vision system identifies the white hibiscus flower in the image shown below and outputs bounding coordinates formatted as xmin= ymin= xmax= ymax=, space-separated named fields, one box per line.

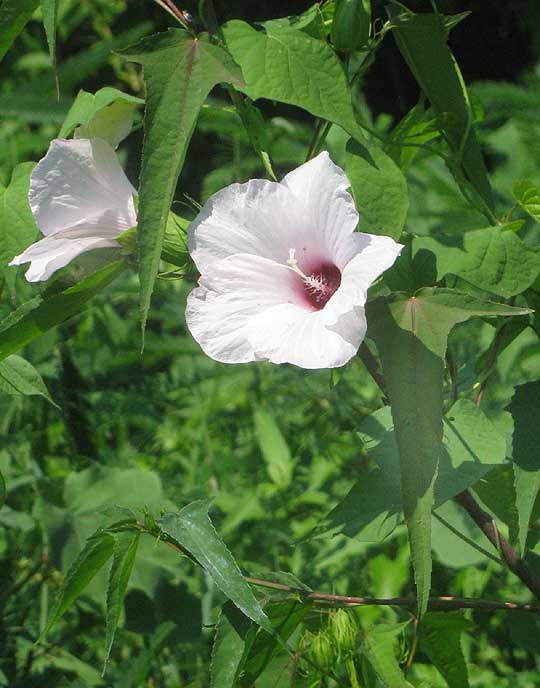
xmin=10 ymin=138 xmax=137 ymax=283
xmin=186 ymin=152 xmax=403 ymax=369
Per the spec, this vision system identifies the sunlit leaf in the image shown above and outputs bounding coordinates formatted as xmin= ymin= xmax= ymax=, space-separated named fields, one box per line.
xmin=159 ymin=501 xmax=272 ymax=633
xmin=122 ymin=30 xmax=243 ymax=337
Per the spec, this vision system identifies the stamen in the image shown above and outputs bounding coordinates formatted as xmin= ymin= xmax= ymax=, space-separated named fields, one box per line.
xmin=286 ymin=248 xmax=309 ymax=280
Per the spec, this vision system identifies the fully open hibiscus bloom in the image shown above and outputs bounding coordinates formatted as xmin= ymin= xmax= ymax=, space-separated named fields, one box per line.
xmin=10 ymin=138 xmax=137 ymax=282
xmin=186 ymin=152 xmax=403 ymax=369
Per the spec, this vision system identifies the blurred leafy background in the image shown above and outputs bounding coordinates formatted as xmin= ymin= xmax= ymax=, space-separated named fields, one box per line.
xmin=2 ymin=1 xmax=540 ymax=686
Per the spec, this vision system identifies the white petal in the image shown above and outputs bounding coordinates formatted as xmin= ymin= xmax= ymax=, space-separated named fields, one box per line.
xmin=29 ymin=138 xmax=137 ymax=237
xmin=188 ymin=151 xmax=359 ymax=277
xmin=281 ymin=151 xmax=359 ymax=268
xmin=10 ymin=230 xmax=118 ymax=282
xmin=185 ymin=252 xmax=368 ymax=369
xmin=321 ymin=233 xmax=404 ymax=326
xmin=188 ymin=179 xmax=301 ymax=274
xmin=247 ymin=303 xmax=367 ymax=369
xmin=186 ymin=253 xmax=297 ymax=363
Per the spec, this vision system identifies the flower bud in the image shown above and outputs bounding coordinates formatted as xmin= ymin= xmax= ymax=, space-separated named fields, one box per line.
xmin=328 ymin=609 xmax=358 ymax=658
xmin=331 ymin=0 xmax=371 ymax=53
xmin=304 ymin=631 xmax=338 ymax=671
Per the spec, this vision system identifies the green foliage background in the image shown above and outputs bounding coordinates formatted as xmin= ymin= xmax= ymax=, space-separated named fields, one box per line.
xmin=1 ymin=1 xmax=540 ymax=687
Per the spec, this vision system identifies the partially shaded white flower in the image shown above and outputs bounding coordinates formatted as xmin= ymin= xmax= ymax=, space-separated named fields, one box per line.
xmin=10 ymin=138 xmax=137 ymax=282
xmin=186 ymin=152 xmax=403 ymax=369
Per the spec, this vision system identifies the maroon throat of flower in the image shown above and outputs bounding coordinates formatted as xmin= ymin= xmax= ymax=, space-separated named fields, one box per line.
xmin=287 ymin=248 xmax=342 ymax=310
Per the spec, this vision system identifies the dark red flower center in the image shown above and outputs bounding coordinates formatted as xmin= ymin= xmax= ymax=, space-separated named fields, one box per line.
xmin=300 ymin=262 xmax=342 ymax=310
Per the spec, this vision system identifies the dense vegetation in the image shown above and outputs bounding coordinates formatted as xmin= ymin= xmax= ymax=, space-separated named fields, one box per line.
xmin=1 ymin=1 xmax=540 ymax=686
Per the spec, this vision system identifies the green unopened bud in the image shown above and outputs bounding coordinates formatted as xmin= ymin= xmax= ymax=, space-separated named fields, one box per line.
xmin=161 ymin=211 xmax=191 ymax=271
xmin=305 ymin=631 xmax=338 ymax=671
xmin=328 ymin=609 xmax=358 ymax=659
xmin=117 ymin=226 xmax=138 ymax=257
xmin=331 ymin=0 xmax=371 ymax=53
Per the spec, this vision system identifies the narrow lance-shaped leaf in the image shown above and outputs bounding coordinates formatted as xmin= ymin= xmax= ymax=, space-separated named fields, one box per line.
xmin=0 ymin=0 xmax=39 ymax=62
xmin=0 ymin=354 xmax=58 ymax=406
xmin=390 ymin=11 xmax=494 ymax=213
xmin=361 ymin=621 xmax=411 ymax=688
xmin=40 ymin=0 xmax=58 ymax=67
xmin=121 ymin=30 xmax=243 ymax=336
xmin=0 ymin=260 xmax=126 ymax=361
xmin=211 ymin=602 xmax=252 ymax=688
xmin=419 ymin=612 xmax=471 ymax=688
xmin=508 ymin=383 xmax=540 ymax=555
xmin=366 ymin=288 xmax=530 ymax=616
xmin=159 ymin=500 xmax=272 ymax=633
xmin=104 ymin=531 xmax=140 ymax=673
xmin=43 ymin=532 xmax=115 ymax=636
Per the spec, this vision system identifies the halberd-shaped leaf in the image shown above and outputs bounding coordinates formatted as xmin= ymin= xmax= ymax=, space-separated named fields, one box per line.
xmin=222 ymin=20 xmax=364 ymax=141
xmin=121 ymin=30 xmax=243 ymax=336
xmin=316 ymin=399 xmax=507 ymax=543
xmin=159 ymin=501 xmax=272 ymax=633
xmin=415 ymin=226 xmax=540 ymax=298
xmin=366 ymin=288 xmax=529 ymax=616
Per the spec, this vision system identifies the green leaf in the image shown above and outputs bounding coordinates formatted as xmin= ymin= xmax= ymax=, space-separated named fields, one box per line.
xmin=508 ymin=383 xmax=540 ymax=555
xmin=0 ymin=260 xmax=125 ymax=361
xmin=419 ymin=613 xmax=471 ymax=688
xmin=44 ymin=532 xmax=115 ymax=636
xmin=366 ymin=299 xmax=443 ymax=618
xmin=0 ymin=470 xmax=5 ymax=509
xmin=390 ymin=11 xmax=493 ymax=211
xmin=432 ymin=499 xmax=497 ymax=568
xmin=0 ymin=162 xmax=38 ymax=288
xmin=104 ymin=532 xmax=140 ymax=672
xmin=0 ymin=0 xmax=39 ymax=62
xmin=366 ymin=288 xmax=528 ymax=616
xmin=345 ymin=138 xmax=409 ymax=239
xmin=0 ymin=354 xmax=58 ymax=406
xmin=39 ymin=0 xmax=57 ymax=67
xmin=415 ymin=226 xmax=540 ymax=298
xmin=385 ymin=100 xmax=439 ymax=171
xmin=211 ymin=602 xmax=252 ymax=688
xmin=59 ymin=87 xmax=143 ymax=146
xmin=159 ymin=501 xmax=272 ymax=633
xmin=316 ymin=396 xmax=508 ymax=546
xmin=367 ymin=288 xmax=531 ymax=360
xmin=512 ymin=180 xmax=540 ymax=222
xmin=239 ymin=600 xmax=312 ymax=686
xmin=117 ymin=622 xmax=175 ymax=688
xmin=122 ymin=30 xmax=243 ymax=336
xmin=222 ymin=20 xmax=364 ymax=141
xmin=361 ymin=621 xmax=411 ymax=688
xmin=253 ymin=408 xmax=294 ymax=489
